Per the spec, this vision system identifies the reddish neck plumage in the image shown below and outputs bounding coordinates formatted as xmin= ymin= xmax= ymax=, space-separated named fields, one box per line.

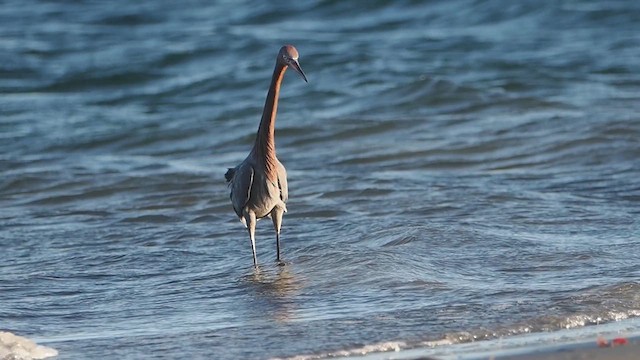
xmin=251 ymin=62 xmax=287 ymax=182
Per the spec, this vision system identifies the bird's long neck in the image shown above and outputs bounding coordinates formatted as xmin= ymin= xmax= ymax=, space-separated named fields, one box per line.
xmin=252 ymin=62 xmax=287 ymax=182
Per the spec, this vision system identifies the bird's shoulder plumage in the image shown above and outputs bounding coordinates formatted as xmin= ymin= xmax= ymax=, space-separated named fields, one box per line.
xmin=276 ymin=160 xmax=288 ymax=203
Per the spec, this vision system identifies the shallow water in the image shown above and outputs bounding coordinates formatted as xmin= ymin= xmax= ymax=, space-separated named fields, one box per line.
xmin=1 ymin=1 xmax=639 ymax=359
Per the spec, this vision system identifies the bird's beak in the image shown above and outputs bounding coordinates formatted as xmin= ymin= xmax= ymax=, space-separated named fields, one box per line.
xmin=289 ymin=59 xmax=308 ymax=83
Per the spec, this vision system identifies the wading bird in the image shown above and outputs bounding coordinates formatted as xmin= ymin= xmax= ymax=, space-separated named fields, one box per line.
xmin=225 ymin=45 xmax=308 ymax=267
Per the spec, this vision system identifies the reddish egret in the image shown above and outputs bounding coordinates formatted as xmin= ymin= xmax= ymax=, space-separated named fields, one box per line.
xmin=225 ymin=45 xmax=308 ymax=266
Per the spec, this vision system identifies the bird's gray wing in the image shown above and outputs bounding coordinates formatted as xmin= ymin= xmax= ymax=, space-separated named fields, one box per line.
xmin=229 ymin=163 xmax=254 ymax=217
xmin=276 ymin=160 xmax=288 ymax=203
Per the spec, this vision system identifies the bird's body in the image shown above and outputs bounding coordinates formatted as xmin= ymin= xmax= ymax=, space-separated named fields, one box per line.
xmin=225 ymin=45 xmax=307 ymax=267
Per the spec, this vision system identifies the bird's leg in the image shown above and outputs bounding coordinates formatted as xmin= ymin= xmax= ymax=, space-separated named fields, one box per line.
xmin=271 ymin=207 xmax=284 ymax=263
xmin=245 ymin=211 xmax=258 ymax=267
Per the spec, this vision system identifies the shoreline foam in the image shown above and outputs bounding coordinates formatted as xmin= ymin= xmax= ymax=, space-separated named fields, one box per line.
xmin=0 ymin=331 xmax=58 ymax=360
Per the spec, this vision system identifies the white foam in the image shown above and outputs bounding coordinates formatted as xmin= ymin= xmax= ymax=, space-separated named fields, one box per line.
xmin=0 ymin=332 xmax=58 ymax=360
xmin=270 ymin=341 xmax=407 ymax=360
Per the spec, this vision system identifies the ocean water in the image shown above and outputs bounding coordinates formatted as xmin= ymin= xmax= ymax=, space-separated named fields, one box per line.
xmin=1 ymin=0 xmax=639 ymax=359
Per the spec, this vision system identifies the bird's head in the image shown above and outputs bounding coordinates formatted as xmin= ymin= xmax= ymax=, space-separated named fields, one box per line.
xmin=278 ymin=45 xmax=307 ymax=83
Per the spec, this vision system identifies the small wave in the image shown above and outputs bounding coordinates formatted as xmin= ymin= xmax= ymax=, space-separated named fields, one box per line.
xmin=274 ymin=313 xmax=640 ymax=360
xmin=442 ymin=312 xmax=640 ymax=345
xmin=269 ymin=341 xmax=411 ymax=360
xmin=95 ymin=13 xmax=164 ymax=26
xmin=273 ymin=283 xmax=640 ymax=360
xmin=442 ymin=283 xmax=640 ymax=343
xmin=120 ymin=214 xmax=175 ymax=223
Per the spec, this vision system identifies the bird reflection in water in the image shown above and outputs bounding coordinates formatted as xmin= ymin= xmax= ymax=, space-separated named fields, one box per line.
xmin=244 ymin=265 xmax=303 ymax=323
